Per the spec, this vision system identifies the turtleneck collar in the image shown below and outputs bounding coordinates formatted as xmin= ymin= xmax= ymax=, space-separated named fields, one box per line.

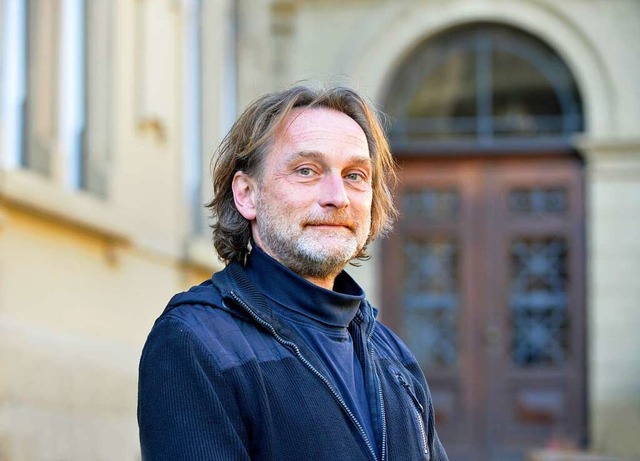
xmin=244 ymin=244 xmax=365 ymax=329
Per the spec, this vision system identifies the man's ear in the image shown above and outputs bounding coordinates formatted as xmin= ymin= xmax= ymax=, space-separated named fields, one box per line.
xmin=232 ymin=171 xmax=257 ymax=221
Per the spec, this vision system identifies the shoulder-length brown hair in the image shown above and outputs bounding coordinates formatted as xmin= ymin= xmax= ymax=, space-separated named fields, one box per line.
xmin=207 ymin=84 xmax=398 ymax=264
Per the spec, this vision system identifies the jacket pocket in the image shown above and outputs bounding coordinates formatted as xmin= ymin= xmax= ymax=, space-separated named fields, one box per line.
xmin=395 ymin=372 xmax=430 ymax=461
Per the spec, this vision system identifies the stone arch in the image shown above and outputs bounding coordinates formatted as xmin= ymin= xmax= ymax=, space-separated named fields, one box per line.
xmin=383 ymin=23 xmax=583 ymax=148
xmin=346 ymin=1 xmax=615 ymax=136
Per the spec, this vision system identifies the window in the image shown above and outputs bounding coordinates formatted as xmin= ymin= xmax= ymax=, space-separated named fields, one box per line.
xmin=184 ymin=0 xmax=204 ymax=234
xmin=184 ymin=0 xmax=238 ymax=236
xmin=82 ymin=0 xmax=112 ymax=196
xmin=1 ymin=0 xmax=28 ymax=170
xmin=384 ymin=24 xmax=584 ymax=150
xmin=1 ymin=0 xmax=111 ymax=196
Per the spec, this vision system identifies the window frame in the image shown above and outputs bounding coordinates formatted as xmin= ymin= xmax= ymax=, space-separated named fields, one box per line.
xmin=384 ymin=23 xmax=584 ymax=153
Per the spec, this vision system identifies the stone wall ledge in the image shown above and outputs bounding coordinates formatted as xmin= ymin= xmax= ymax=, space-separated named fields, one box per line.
xmin=529 ymin=450 xmax=638 ymax=461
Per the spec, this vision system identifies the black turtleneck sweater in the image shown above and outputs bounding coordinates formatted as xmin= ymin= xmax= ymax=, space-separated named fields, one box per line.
xmin=245 ymin=244 xmax=377 ymax=453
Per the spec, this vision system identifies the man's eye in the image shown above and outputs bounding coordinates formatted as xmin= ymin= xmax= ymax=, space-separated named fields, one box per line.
xmin=297 ymin=167 xmax=314 ymax=176
xmin=346 ymin=172 xmax=364 ymax=182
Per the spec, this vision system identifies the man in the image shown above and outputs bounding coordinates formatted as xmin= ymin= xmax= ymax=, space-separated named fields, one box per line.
xmin=138 ymin=85 xmax=448 ymax=461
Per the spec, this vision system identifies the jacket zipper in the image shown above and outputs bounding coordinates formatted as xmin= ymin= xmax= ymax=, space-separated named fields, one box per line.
xmin=229 ymin=291 xmax=380 ymax=461
xmin=396 ymin=372 xmax=430 ymax=460
xmin=367 ymin=326 xmax=387 ymax=461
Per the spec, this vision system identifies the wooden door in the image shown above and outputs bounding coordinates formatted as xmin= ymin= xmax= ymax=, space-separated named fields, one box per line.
xmin=382 ymin=156 xmax=586 ymax=461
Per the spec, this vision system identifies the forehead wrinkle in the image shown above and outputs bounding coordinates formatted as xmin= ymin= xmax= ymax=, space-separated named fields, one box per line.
xmin=285 ymin=150 xmax=325 ymax=164
xmin=276 ymin=107 xmax=369 ymax=147
xmin=284 ymin=150 xmax=373 ymax=169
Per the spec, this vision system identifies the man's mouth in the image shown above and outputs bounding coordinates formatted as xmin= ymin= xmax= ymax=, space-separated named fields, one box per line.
xmin=304 ymin=221 xmax=356 ymax=232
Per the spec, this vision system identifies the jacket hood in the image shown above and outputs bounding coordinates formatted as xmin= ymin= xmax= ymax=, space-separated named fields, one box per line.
xmin=160 ymin=262 xmax=275 ymax=328
xmin=163 ymin=279 xmax=222 ymax=312
xmin=161 ymin=261 xmax=379 ymax=335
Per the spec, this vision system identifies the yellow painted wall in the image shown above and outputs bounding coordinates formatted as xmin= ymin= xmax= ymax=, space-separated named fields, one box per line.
xmin=1 ymin=0 xmax=638 ymax=460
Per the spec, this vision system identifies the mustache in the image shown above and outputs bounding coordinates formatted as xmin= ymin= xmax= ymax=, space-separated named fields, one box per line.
xmin=302 ymin=214 xmax=358 ymax=231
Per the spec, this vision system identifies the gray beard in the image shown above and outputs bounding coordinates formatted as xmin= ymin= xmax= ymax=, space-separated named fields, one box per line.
xmin=254 ymin=199 xmax=363 ymax=280
xmin=263 ymin=233 xmax=356 ymax=279
xmin=257 ymin=220 xmax=360 ymax=279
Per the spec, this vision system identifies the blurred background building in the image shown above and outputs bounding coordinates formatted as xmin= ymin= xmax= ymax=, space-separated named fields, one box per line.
xmin=0 ymin=0 xmax=638 ymax=460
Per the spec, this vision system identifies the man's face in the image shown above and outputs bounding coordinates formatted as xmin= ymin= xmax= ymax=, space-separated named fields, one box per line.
xmin=248 ymin=107 xmax=373 ymax=287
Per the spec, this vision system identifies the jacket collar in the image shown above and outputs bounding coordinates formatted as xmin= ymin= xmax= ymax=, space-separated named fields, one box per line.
xmin=244 ymin=245 xmax=364 ymax=330
xmin=212 ymin=258 xmax=378 ymax=338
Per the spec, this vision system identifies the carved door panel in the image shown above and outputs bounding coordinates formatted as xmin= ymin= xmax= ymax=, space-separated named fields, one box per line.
xmin=382 ymin=157 xmax=586 ymax=461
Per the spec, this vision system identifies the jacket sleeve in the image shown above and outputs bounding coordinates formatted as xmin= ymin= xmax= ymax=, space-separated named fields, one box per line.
xmin=138 ymin=317 xmax=250 ymax=461
xmin=429 ymin=428 xmax=449 ymax=461
xmin=425 ymin=375 xmax=449 ymax=461
xmin=403 ymin=349 xmax=449 ymax=461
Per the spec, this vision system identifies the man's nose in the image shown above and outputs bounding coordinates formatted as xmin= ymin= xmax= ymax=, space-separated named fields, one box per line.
xmin=318 ymin=173 xmax=349 ymax=208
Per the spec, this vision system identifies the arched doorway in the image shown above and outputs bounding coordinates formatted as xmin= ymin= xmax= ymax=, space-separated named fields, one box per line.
xmin=381 ymin=24 xmax=587 ymax=461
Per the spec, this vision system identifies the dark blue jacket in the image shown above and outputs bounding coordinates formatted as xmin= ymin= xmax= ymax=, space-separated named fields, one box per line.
xmin=138 ymin=261 xmax=448 ymax=461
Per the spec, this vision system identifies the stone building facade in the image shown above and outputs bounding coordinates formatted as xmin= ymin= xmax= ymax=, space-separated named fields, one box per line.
xmin=0 ymin=0 xmax=638 ymax=460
